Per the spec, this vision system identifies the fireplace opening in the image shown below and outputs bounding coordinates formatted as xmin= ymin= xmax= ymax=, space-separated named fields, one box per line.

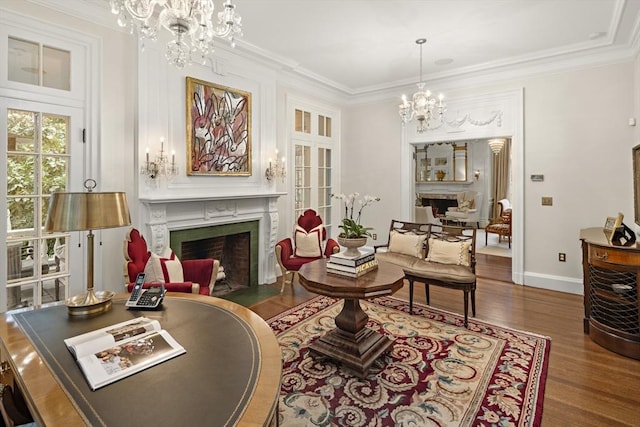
xmin=170 ymin=221 xmax=259 ymax=296
xmin=181 ymin=233 xmax=250 ymax=296
xmin=419 ymin=193 xmax=458 ymax=217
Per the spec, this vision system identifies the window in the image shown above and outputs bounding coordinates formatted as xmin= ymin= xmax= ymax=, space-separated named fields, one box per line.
xmin=291 ymin=101 xmax=338 ymax=237
xmin=1 ymin=14 xmax=92 ymax=311
xmin=8 ymin=37 xmax=71 ymax=91
xmin=294 ymin=109 xmax=311 ymax=133
xmin=318 ymin=115 xmax=331 ymax=137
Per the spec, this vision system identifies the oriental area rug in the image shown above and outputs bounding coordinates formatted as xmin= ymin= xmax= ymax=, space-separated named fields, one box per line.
xmin=268 ymin=296 xmax=550 ymax=427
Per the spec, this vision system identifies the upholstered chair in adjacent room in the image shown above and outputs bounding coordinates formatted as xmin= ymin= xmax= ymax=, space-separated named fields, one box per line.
xmin=445 ymin=191 xmax=482 ymax=228
xmin=123 ymin=228 xmax=220 ymax=295
xmin=485 ymin=199 xmax=512 ymax=248
xmin=275 ymin=209 xmax=340 ymax=294
xmin=414 ymin=206 xmax=442 ymax=225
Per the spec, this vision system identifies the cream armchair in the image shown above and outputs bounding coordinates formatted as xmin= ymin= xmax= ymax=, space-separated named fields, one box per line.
xmin=414 ymin=206 xmax=442 ymax=225
xmin=445 ymin=191 xmax=482 ymax=228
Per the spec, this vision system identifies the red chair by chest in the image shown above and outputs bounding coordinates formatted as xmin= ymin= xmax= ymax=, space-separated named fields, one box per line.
xmin=123 ymin=228 xmax=220 ymax=295
xmin=275 ymin=209 xmax=340 ymax=294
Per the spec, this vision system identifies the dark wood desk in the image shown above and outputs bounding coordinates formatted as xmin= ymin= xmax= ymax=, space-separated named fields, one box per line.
xmin=297 ymin=259 xmax=405 ymax=376
xmin=0 ymin=293 xmax=281 ymax=426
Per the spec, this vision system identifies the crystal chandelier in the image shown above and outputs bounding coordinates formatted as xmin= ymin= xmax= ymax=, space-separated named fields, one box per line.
xmin=110 ymin=0 xmax=243 ymax=69
xmin=399 ymin=38 xmax=446 ymax=133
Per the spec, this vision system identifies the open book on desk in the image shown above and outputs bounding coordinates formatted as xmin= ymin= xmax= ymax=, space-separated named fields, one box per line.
xmin=64 ymin=317 xmax=185 ymax=390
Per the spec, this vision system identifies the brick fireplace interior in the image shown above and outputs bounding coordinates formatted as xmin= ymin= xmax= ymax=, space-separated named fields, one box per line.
xmin=169 ymin=221 xmax=259 ymax=294
xmin=419 ymin=194 xmax=458 ymax=216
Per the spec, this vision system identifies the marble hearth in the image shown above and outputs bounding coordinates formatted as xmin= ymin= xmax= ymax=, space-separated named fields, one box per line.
xmin=139 ymin=193 xmax=284 ymax=286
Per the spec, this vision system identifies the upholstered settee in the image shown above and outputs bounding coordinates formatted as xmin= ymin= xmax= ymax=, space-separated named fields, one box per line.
xmin=375 ymin=220 xmax=477 ymax=327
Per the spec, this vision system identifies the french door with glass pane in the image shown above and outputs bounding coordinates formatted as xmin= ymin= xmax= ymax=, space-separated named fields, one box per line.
xmin=3 ymin=100 xmax=83 ymax=310
xmin=292 ymin=106 xmax=336 ymax=236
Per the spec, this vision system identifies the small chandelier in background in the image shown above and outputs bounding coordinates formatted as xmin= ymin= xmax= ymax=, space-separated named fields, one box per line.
xmin=265 ymin=149 xmax=286 ymax=182
xmin=399 ymin=38 xmax=446 ymax=133
xmin=488 ymin=138 xmax=506 ymax=155
xmin=110 ymin=0 xmax=243 ymax=69
xmin=141 ymin=138 xmax=178 ymax=184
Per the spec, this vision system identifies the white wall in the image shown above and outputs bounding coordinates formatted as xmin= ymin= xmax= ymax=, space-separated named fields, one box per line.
xmin=345 ymin=62 xmax=635 ymax=294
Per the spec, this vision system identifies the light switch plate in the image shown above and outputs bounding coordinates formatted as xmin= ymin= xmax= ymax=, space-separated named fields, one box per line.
xmin=542 ymin=197 xmax=553 ymax=206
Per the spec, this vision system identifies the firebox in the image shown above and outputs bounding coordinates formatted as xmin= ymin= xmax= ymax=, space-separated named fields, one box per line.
xmin=169 ymin=221 xmax=259 ymax=293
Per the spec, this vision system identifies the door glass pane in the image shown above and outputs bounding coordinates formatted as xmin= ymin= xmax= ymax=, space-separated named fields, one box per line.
xmin=7 ymin=154 xmax=36 ymax=195
xmin=42 ymin=157 xmax=67 ymax=194
xmin=304 ymin=112 xmax=311 ymax=133
xmin=43 ymin=46 xmax=71 ymax=91
xmin=295 ymin=109 xmax=302 ymax=132
xmin=325 ymin=117 xmax=332 ymax=138
xmin=8 ymin=37 xmax=39 ymax=86
xmin=7 ymin=197 xmax=36 ymax=235
xmin=7 ymin=283 xmax=34 ymax=310
xmin=8 ymin=109 xmax=36 ymax=151
xmin=42 ymin=114 xmax=69 ymax=154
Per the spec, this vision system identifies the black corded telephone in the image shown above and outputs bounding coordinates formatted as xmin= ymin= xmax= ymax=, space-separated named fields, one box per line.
xmin=611 ymin=222 xmax=636 ymax=246
xmin=126 ymin=273 xmax=166 ymax=309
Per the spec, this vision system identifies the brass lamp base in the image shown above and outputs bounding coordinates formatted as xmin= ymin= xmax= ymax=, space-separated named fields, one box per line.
xmin=65 ymin=289 xmax=115 ymax=317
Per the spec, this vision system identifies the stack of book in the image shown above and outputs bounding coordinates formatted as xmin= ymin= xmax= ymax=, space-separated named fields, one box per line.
xmin=326 ymin=249 xmax=378 ymax=278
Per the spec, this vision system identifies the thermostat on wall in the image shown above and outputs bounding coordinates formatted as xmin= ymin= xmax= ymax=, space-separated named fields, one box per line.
xmin=530 ymin=174 xmax=544 ymax=182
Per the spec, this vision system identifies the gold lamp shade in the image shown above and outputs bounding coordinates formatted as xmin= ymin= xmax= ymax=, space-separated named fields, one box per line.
xmin=45 ymin=188 xmax=131 ymax=316
xmin=45 ymin=192 xmax=130 ymax=232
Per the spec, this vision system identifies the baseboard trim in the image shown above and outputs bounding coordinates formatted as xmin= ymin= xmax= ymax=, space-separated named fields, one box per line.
xmin=523 ymin=272 xmax=583 ymax=295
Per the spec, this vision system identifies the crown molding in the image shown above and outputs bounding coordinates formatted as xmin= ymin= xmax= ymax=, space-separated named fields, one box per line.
xmin=20 ymin=0 xmax=640 ymax=103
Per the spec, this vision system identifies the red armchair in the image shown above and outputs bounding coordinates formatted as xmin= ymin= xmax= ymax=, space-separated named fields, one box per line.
xmin=123 ymin=228 xmax=220 ymax=296
xmin=275 ymin=209 xmax=340 ymax=294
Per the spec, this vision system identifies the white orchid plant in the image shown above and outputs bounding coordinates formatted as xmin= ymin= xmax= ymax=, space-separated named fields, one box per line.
xmin=331 ymin=192 xmax=381 ymax=238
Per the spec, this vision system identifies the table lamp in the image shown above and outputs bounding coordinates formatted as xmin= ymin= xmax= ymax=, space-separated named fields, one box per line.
xmin=45 ymin=179 xmax=131 ymax=316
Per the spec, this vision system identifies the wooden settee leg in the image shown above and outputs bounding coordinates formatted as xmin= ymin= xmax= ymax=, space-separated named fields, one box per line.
xmin=425 ymin=283 xmax=430 ymax=305
xmin=409 ymin=279 xmax=414 ymax=314
xmin=471 ymin=288 xmax=476 ymax=317
xmin=463 ymin=290 xmax=469 ymax=327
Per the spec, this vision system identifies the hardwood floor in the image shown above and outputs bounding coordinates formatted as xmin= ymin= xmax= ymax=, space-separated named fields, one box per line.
xmin=250 ymin=255 xmax=640 ymax=426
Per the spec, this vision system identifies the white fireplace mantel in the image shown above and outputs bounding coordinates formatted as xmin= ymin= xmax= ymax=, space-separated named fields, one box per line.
xmin=138 ymin=192 xmax=286 ymax=285
xmin=139 ymin=192 xmax=286 ymax=204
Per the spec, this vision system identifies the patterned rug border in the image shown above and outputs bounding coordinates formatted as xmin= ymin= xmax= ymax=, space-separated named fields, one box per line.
xmin=268 ymin=295 xmax=551 ymax=427
xmin=269 ymin=295 xmax=552 ymax=341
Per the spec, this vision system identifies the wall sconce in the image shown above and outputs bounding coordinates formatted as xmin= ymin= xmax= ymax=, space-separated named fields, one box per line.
xmin=265 ymin=149 xmax=286 ymax=182
xmin=141 ymin=138 xmax=178 ymax=184
xmin=474 ymin=170 xmax=481 ymax=180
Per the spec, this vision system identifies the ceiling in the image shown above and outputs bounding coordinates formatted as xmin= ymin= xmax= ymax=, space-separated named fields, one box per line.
xmin=27 ymin=0 xmax=640 ymax=96
xmin=236 ymin=0 xmax=640 ymax=95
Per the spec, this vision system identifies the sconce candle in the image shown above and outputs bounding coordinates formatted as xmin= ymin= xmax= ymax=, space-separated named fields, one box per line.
xmin=265 ymin=149 xmax=286 ymax=182
xmin=141 ymin=139 xmax=178 ymax=184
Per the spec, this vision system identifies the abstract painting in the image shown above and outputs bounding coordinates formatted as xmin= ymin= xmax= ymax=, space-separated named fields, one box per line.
xmin=186 ymin=77 xmax=251 ymax=175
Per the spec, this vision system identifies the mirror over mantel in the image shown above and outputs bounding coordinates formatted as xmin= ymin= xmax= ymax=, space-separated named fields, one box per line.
xmin=414 ymin=142 xmax=467 ymax=183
